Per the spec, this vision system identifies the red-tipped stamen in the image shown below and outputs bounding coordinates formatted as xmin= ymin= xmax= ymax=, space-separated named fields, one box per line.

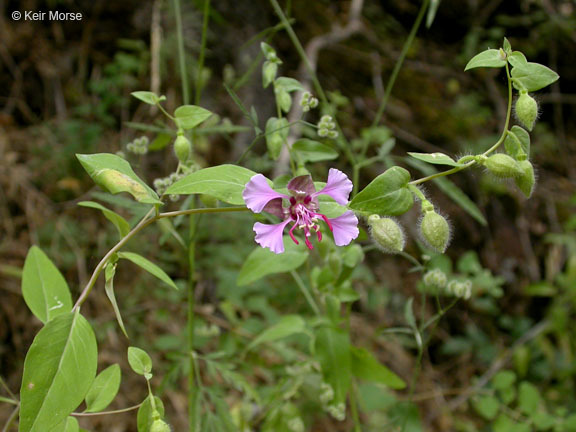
xmin=305 ymin=236 xmax=313 ymax=249
xmin=314 ymin=213 xmax=333 ymax=231
xmin=288 ymin=222 xmax=299 ymax=245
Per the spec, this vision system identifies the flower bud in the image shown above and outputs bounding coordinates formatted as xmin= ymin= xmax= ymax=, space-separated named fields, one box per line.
xmin=423 ymin=269 xmax=447 ymax=289
xmin=515 ymin=92 xmax=538 ymax=131
xmin=419 ymin=211 xmax=451 ymax=253
xmin=174 ymin=134 xmax=192 ymax=163
xmin=483 ymin=154 xmax=523 ymax=178
xmin=514 ymin=159 xmax=535 ymax=198
xmin=368 ymin=215 xmax=405 ymax=254
xmin=150 ymin=419 xmax=171 ymax=432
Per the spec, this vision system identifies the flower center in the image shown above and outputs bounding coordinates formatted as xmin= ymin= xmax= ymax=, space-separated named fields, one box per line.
xmin=286 ymin=195 xmax=332 ymax=249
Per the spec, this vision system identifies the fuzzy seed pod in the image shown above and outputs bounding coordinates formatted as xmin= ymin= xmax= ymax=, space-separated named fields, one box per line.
xmin=368 ymin=215 xmax=405 ymax=253
xmin=515 ymin=92 xmax=538 ymax=131
xmin=483 ymin=154 xmax=523 ymax=179
xmin=174 ymin=134 xmax=192 ymax=163
xmin=514 ymin=159 xmax=535 ymax=198
xmin=420 ymin=211 xmax=451 ymax=253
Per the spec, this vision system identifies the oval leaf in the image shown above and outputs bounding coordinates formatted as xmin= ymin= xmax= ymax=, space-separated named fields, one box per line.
xmin=22 ymin=246 xmax=72 ymax=324
xmin=174 ymin=105 xmax=213 ymax=130
xmin=117 ymin=252 xmax=178 ymax=290
xmin=166 ymin=164 xmax=258 ymax=205
xmin=351 ymin=346 xmax=406 ymax=389
xmin=265 ymin=117 xmax=289 ymax=160
xmin=237 ymin=240 xmax=308 ymax=286
xmin=131 ymin=91 xmax=165 ymax=105
xmin=246 ymin=315 xmax=306 ymax=351
xmin=293 ymin=139 xmax=338 ymax=163
xmin=511 ymin=61 xmax=559 ymax=92
xmin=85 ymin=364 xmax=121 ymax=413
xmin=465 ymin=49 xmax=506 ymax=71
xmin=408 ymin=152 xmax=461 ymax=167
xmin=128 ymin=346 xmax=153 ymax=376
xmin=349 ymin=166 xmax=414 ymax=216
xmin=76 ymin=154 xmax=161 ymax=205
xmin=19 ymin=312 xmax=98 ymax=432
xmin=137 ymin=396 xmax=164 ymax=432
xmin=78 ymin=201 xmax=131 ymax=238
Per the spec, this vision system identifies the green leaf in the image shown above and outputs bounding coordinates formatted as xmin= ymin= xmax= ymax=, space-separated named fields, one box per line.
xmin=517 ymin=381 xmax=540 ymax=415
xmin=265 ymin=117 xmax=289 ymax=160
xmin=166 ymin=164 xmax=257 ymax=205
xmin=78 ymin=201 xmax=131 ymax=238
xmin=506 ymin=125 xmax=530 ymax=158
xmin=406 ymin=158 xmax=487 ymax=226
xmin=174 ymin=105 xmax=213 ymax=130
xmin=51 ymin=416 xmax=80 ymax=432
xmin=76 ymin=154 xmax=161 ymax=205
xmin=408 ymin=152 xmax=462 ymax=167
xmin=507 ymin=51 xmax=527 ymax=69
xmin=532 ymin=412 xmax=556 ymax=430
xmin=19 ymin=312 xmax=98 ymax=432
xmin=22 ymin=246 xmax=72 ymax=324
xmin=349 ymin=167 xmax=414 ymax=216
xmin=492 ymin=370 xmax=516 ymax=390
xmin=263 ymin=61 xmax=278 ymax=88
xmin=315 ymin=325 xmax=351 ymax=405
xmin=104 ymin=262 xmax=128 ymax=338
xmin=148 ymin=133 xmax=173 ymax=151
xmin=137 ymin=396 xmax=164 ymax=432
xmin=131 ymin=91 xmax=165 ymax=105
xmin=472 ymin=395 xmax=500 ymax=420
xmin=511 ymin=61 xmax=559 ymax=92
xmin=117 ymin=252 xmax=178 ymax=290
xmin=351 ymin=346 xmax=405 ymax=389
xmin=85 ymin=364 xmax=121 ymax=413
xmin=404 ymin=297 xmax=417 ymax=329
xmin=465 ymin=49 xmax=506 ymax=71
xmin=426 ymin=0 xmax=440 ymax=28
xmin=293 ymin=139 xmax=338 ymax=163
xmin=274 ymin=77 xmax=303 ymax=92
xmin=246 ymin=315 xmax=306 ymax=351
xmin=237 ymin=240 xmax=308 ymax=286
xmin=127 ymin=347 xmax=153 ymax=376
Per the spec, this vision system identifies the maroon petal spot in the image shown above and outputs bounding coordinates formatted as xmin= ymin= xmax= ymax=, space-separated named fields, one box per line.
xmin=287 ymin=175 xmax=316 ymax=197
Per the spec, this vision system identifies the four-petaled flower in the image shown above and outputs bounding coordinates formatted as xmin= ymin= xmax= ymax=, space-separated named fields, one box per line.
xmin=243 ymin=169 xmax=359 ymax=254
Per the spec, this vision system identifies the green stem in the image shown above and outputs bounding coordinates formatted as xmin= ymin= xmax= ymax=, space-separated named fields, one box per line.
xmin=156 ymin=102 xmax=176 ymax=122
xmin=290 ymin=271 xmax=320 ymax=316
xmin=371 ymin=0 xmax=430 ymax=131
xmin=409 ymin=62 xmax=514 ymax=187
xmin=349 ymin=381 xmax=362 ymax=432
xmin=2 ymin=405 xmax=19 ymax=432
xmin=195 ymin=0 xmax=211 ymax=105
xmin=72 ymin=403 xmax=143 ymax=417
xmin=174 ymin=0 xmax=190 ymax=105
xmin=187 ymin=202 xmax=198 ymax=432
xmin=73 ymin=207 xmax=249 ymax=310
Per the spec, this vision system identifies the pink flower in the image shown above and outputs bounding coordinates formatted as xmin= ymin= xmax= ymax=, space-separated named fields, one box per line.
xmin=243 ymin=169 xmax=359 ymax=253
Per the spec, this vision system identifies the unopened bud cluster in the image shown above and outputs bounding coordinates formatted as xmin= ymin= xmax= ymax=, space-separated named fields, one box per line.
xmin=423 ymin=269 xmax=447 ymax=290
xmin=126 ymin=136 xmax=149 ymax=155
xmin=446 ymin=280 xmax=472 ymax=300
xmin=154 ymin=165 xmax=193 ymax=200
xmin=326 ymin=402 xmax=346 ymax=421
xmin=317 ymin=115 xmax=338 ymax=139
xmin=300 ymin=92 xmax=319 ymax=112
xmin=423 ymin=269 xmax=473 ymax=300
xmin=287 ymin=418 xmax=305 ymax=432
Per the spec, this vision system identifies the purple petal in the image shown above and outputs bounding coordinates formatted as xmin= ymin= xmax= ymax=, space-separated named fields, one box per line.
xmin=287 ymin=175 xmax=316 ymax=197
xmin=314 ymin=168 xmax=353 ymax=205
xmin=262 ymin=198 xmax=285 ymax=219
xmin=329 ymin=210 xmax=359 ymax=246
xmin=253 ymin=220 xmax=292 ymax=254
xmin=243 ymin=174 xmax=288 ymax=213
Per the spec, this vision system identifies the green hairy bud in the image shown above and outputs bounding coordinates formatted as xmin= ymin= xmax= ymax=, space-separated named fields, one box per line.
xmin=150 ymin=419 xmax=171 ymax=432
xmin=515 ymin=92 xmax=538 ymax=131
xmin=423 ymin=269 xmax=447 ymax=289
xmin=482 ymin=154 xmax=523 ymax=178
xmin=419 ymin=211 xmax=451 ymax=253
xmin=515 ymin=159 xmax=535 ymax=198
xmin=174 ymin=134 xmax=192 ymax=163
xmin=368 ymin=215 xmax=405 ymax=253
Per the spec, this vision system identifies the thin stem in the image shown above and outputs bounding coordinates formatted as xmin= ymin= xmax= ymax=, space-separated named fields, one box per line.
xmin=156 ymin=102 xmax=176 ymax=121
xmin=195 ymin=0 xmax=211 ymax=105
xmin=349 ymin=381 xmax=362 ymax=432
xmin=290 ymin=271 xmax=320 ymax=316
xmin=174 ymin=0 xmax=190 ymax=105
xmin=371 ymin=0 xmax=429 ymax=131
xmin=187 ymin=202 xmax=198 ymax=432
xmin=73 ymin=207 xmax=249 ymax=310
xmin=409 ymin=62 xmax=514 ymax=187
xmin=72 ymin=403 xmax=143 ymax=417
xmin=0 ymin=376 xmax=17 ymax=401
xmin=2 ymin=405 xmax=19 ymax=432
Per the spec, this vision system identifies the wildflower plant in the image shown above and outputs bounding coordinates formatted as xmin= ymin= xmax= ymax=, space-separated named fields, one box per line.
xmin=4 ymin=2 xmax=563 ymax=431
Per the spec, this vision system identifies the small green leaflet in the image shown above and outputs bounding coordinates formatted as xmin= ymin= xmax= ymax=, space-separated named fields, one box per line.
xmin=78 ymin=201 xmax=131 ymax=238
xmin=128 ymin=346 xmax=153 ymax=376
xmin=19 ymin=312 xmax=97 ymax=432
xmin=77 ymin=153 xmax=162 ymax=205
xmin=315 ymin=325 xmax=352 ymax=405
xmin=465 ymin=49 xmax=506 ymax=71
xmin=117 ymin=252 xmax=178 ymax=290
xmin=472 ymin=395 xmax=500 ymax=420
xmin=22 ymin=246 xmax=72 ymax=324
xmin=166 ymin=164 xmax=257 ymax=205
xmin=265 ymin=117 xmax=289 ymax=160
xmin=84 ymin=364 xmax=121 ymax=413
xmin=246 ymin=315 xmax=306 ymax=351
xmin=510 ymin=61 xmax=559 ymax=92
xmin=293 ymin=139 xmax=338 ymax=163
xmin=104 ymin=261 xmax=128 ymax=338
xmin=131 ymin=91 xmax=166 ymax=105
xmin=349 ymin=166 xmax=414 ymax=216
xmin=408 ymin=152 xmax=462 ymax=167
xmin=174 ymin=105 xmax=213 ymax=130
xmin=351 ymin=346 xmax=406 ymax=389
xmin=504 ymin=126 xmax=530 ymax=159
xmin=237 ymin=239 xmax=308 ymax=286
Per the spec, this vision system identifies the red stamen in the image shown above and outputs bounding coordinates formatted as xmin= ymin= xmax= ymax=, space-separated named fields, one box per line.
xmin=288 ymin=222 xmax=299 ymax=245
xmin=315 ymin=213 xmax=333 ymax=231
xmin=316 ymin=229 xmax=322 ymax=242
xmin=305 ymin=236 xmax=313 ymax=249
